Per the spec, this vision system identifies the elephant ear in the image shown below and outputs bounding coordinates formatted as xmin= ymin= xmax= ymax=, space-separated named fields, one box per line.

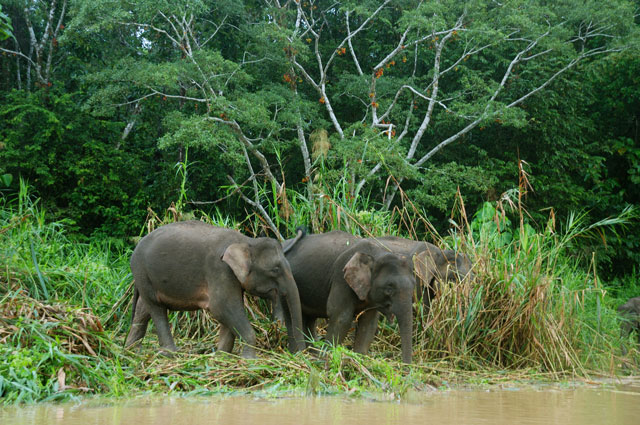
xmin=454 ymin=252 xmax=474 ymax=281
xmin=343 ymin=252 xmax=373 ymax=301
xmin=413 ymin=250 xmax=437 ymax=288
xmin=222 ymin=243 xmax=252 ymax=288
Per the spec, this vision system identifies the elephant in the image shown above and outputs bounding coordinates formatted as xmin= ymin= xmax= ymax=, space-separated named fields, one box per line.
xmin=282 ymin=230 xmax=416 ymax=363
xmin=124 ymin=220 xmax=305 ymax=358
xmin=373 ymin=236 xmax=474 ymax=306
xmin=618 ymin=296 xmax=640 ymax=354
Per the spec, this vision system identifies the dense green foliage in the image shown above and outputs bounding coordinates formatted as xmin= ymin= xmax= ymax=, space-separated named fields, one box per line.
xmin=1 ymin=0 xmax=639 ymax=404
xmin=1 ymin=0 xmax=638 ymax=278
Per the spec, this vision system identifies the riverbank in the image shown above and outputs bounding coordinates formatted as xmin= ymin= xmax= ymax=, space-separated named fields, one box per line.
xmin=1 ymin=285 xmax=638 ymax=404
xmin=1 ymin=189 xmax=639 ymax=404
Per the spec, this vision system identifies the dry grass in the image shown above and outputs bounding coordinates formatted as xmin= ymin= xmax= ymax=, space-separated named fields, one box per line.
xmin=0 ymin=289 xmax=105 ymax=357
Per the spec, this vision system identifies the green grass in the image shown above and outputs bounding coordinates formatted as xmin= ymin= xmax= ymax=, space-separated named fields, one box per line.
xmin=1 ymin=178 xmax=638 ymax=404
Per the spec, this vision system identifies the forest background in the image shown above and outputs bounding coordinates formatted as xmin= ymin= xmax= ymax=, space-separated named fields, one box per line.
xmin=2 ymin=0 xmax=639 ymax=280
xmin=1 ymin=0 xmax=640 ymax=402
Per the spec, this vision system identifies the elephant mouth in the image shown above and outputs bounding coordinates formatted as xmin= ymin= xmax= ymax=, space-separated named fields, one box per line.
xmin=378 ymin=306 xmax=394 ymax=322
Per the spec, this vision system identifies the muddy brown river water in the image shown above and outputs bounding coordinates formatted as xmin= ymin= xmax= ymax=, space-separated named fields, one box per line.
xmin=2 ymin=386 xmax=639 ymax=425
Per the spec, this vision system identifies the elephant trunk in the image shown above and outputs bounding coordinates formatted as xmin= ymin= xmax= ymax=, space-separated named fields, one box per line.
xmin=394 ymin=298 xmax=413 ymax=364
xmin=270 ymin=292 xmax=286 ymax=322
xmin=281 ymin=270 xmax=306 ymax=352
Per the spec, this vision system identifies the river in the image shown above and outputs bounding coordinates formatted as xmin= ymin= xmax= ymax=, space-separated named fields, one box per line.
xmin=2 ymin=384 xmax=639 ymax=425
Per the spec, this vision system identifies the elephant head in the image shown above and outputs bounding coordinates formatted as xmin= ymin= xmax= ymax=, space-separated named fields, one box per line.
xmin=222 ymin=237 xmax=306 ymax=352
xmin=342 ymin=247 xmax=415 ymax=363
xmin=373 ymin=236 xmax=474 ymax=289
xmin=413 ymin=246 xmax=474 ymax=285
xmin=412 ymin=245 xmax=474 ymax=303
xmin=618 ymin=296 xmax=640 ymax=355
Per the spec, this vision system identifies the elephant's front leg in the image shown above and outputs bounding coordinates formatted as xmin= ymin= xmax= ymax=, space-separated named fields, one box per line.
xmin=325 ymin=306 xmax=355 ymax=349
xmin=211 ymin=296 xmax=257 ymax=359
xmin=217 ymin=324 xmax=236 ymax=353
xmin=325 ymin=285 xmax=358 ymax=348
xmin=353 ymin=310 xmax=380 ymax=355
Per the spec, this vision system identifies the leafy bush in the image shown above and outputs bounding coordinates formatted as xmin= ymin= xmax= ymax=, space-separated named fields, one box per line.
xmin=0 ymin=89 xmax=148 ymax=236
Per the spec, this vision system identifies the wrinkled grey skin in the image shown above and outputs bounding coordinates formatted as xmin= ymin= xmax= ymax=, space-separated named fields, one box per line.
xmin=373 ymin=236 xmax=474 ymax=307
xmin=283 ymin=230 xmax=416 ymax=363
xmin=124 ymin=221 xmax=305 ymax=358
xmin=618 ymin=296 xmax=640 ymax=355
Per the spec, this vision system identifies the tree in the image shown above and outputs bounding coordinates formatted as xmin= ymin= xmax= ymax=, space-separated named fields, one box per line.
xmin=0 ymin=88 xmax=149 ymax=235
xmin=271 ymin=1 xmax=636 ymax=205
xmin=58 ymin=1 xmax=639 ymax=237
xmin=0 ymin=0 xmax=68 ymax=90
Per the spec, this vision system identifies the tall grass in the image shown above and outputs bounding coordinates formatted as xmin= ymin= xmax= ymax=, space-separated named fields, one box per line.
xmin=1 ymin=171 xmax=638 ymax=404
xmin=382 ymin=172 xmax=637 ymax=373
xmin=1 ymin=180 xmax=132 ymax=314
xmin=262 ymin=167 xmax=399 ymax=238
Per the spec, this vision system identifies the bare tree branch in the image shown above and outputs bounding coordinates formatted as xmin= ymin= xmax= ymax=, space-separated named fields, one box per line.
xmin=227 ymin=173 xmax=283 ymax=241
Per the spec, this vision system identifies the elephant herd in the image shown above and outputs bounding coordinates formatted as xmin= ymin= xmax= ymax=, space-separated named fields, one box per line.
xmin=124 ymin=221 xmax=473 ymax=363
xmin=124 ymin=221 xmax=640 ymax=363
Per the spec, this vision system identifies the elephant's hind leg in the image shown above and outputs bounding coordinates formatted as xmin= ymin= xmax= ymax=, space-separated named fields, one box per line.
xmin=217 ymin=324 xmax=236 ymax=353
xmin=146 ymin=301 xmax=178 ymax=353
xmin=125 ymin=297 xmax=152 ymax=348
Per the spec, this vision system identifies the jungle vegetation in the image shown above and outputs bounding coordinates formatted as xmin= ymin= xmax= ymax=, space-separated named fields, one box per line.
xmin=1 ymin=0 xmax=639 ymax=403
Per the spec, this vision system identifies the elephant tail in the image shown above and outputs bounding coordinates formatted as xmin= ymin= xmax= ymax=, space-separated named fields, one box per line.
xmin=130 ymin=285 xmax=139 ymax=329
xmin=283 ymin=226 xmax=308 ymax=255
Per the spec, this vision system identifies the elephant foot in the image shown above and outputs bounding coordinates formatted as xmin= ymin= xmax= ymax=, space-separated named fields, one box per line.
xmin=159 ymin=345 xmax=179 ymax=357
xmin=124 ymin=338 xmax=144 ymax=351
xmin=240 ymin=347 xmax=258 ymax=359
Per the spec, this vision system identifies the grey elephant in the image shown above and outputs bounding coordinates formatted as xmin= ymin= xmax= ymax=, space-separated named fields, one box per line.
xmin=618 ymin=296 xmax=640 ymax=354
xmin=124 ymin=221 xmax=305 ymax=358
xmin=282 ymin=230 xmax=416 ymax=363
xmin=373 ymin=236 xmax=474 ymax=306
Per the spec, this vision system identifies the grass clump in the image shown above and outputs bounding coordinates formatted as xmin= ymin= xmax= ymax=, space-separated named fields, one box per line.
xmin=0 ymin=289 xmax=138 ymax=403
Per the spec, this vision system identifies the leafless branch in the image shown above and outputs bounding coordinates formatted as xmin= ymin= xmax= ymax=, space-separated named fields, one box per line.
xmin=113 ymin=90 xmax=207 ymax=107
xmin=227 ymin=174 xmax=283 ymax=241
xmin=207 ymin=117 xmax=279 ymax=191
xmin=0 ymin=48 xmax=37 ymax=68
xmin=345 ymin=11 xmax=363 ymax=76
xmin=200 ymin=15 xmax=228 ymax=47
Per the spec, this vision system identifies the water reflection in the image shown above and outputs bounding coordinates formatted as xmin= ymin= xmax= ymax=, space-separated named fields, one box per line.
xmin=2 ymin=387 xmax=639 ymax=425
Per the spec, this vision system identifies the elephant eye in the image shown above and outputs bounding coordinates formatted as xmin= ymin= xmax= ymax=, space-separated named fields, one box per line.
xmin=271 ymin=266 xmax=281 ymax=274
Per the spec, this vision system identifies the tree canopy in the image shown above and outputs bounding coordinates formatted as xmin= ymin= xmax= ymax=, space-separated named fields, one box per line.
xmin=1 ymin=0 xmax=639 ymax=276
